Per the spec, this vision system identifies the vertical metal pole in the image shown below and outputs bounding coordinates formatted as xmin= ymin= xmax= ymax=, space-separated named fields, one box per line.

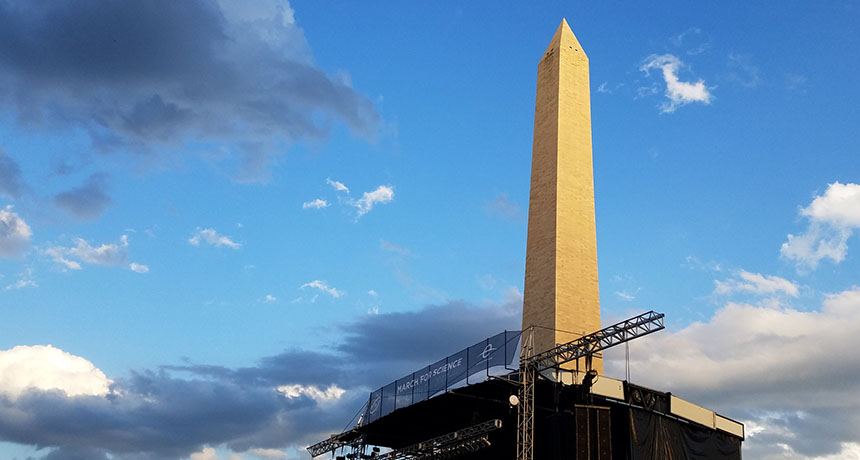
xmin=517 ymin=327 xmax=535 ymax=460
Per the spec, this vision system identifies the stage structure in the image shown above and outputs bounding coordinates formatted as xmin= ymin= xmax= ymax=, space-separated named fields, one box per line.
xmin=307 ymin=19 xmax=745 ymax=459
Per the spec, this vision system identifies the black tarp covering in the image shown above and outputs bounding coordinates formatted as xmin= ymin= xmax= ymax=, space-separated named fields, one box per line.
xmin=629 ymin=408 xmax=741 ymax=460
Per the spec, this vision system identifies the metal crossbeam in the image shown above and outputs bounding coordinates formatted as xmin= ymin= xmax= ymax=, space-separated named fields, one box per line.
xmin=378 ymin=419 xmax=502 ymax=460
xmin=516 ymin=311 xmax=665 ymax=460
xmin=529 ymin=310 xmax=665 ymax=372
xmin=306 ymin=430 xmax=363 ymax=458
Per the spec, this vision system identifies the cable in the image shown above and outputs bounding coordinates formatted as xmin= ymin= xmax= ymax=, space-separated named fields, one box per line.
xmin=344 ymin=401 xmax=367 ymax=431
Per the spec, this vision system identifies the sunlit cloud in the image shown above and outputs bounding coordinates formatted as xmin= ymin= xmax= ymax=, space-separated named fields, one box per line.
xmin=0 ymin=205 xmax=31 ymax=258
xmin=302 ymin=198 xmax=328 ymax=209
xmin=45 ymin=234 xmax=146 ymax=272
xmin=189 ymin=228 xmax=241 ymax=249
xmin=300 ymin=280 xmax=343 ymax=298
xmin=640 ymin=54 xmax=712 ymax=113
xmin=714 ymin=270 xmax=798 ymax=297
xmin=781 ymin=182 xmax=860 ymax=270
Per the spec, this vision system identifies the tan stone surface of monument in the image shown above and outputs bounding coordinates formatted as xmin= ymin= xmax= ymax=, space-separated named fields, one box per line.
xmin=522 ymin=19 xmax=602 ymax=373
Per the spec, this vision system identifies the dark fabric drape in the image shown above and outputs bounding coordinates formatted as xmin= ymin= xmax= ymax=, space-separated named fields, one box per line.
xmin=629 ymin=408 xmax=741 ymax=460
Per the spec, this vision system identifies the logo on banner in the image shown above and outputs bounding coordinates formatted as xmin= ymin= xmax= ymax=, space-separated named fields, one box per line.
xmin=480 ymin=343 xmax=497 ymax=359
xmin=369 ymin=396 xmax=381 ymax=415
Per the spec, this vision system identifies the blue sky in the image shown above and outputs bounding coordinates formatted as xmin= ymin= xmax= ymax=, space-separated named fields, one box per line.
xmin=1 ymin=1 xmax=859 ymax=459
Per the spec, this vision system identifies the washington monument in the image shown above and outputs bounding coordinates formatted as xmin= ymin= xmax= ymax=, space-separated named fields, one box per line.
xmin=522 ymin=19 xmax=602 ymax=373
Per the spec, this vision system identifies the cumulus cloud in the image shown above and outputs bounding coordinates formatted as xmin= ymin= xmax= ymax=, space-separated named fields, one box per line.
xmin=0 ymin=205 xmax=31 ymax=258
xmin=54 ymin=173 xmax=112 ymax=221
xmin=247 ymin=448 xmax=288 ymax=460
xmin=300 ymin=280 xmax=343 ymax=299
xmin=714 ymin=270 xmax=799 ymax=297
xmin=326 ymin=178 xmax=349 ymax=193
xmin=0 ymin=294 xmax=523 ymax=459
xmin=354 ymin=185 xmax=393 ymax=217
xmin=319 ymin=179 xmax=393 ymax=218
xmin=276 ymin=384 xmax=345 ymax=403
xmin=0 ymin=345 xmax=112 ymax=399
xmin=781 ymin=182 xmax=860 ymax=270
xmin=190 ymin=447 xmax=222 ymax=460
xmin=605 ymin=287 xmax=860 ymax=458
xmin=0 ymin=348 xmax=367 ymax=460
xmin=44 ymin=234 xmax=147 ymax=272
xmin=301 ymin=198 xmax=327 ymax=209
xmin=189 ymin=228 xmax=241 ymax=249
xmin=0 ymin=150 xmax=28 ymax=199
xmin=0 ymin=1 xmax=379 ymax=182
xmin=640 ymin=54 xmax=712 ymax=113
xmin=129 ymin=262 xmax=150 ymax=274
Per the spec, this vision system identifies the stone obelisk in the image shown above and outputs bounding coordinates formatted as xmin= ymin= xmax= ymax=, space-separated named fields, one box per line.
xmin=522 ymin=19 xmax=602 ymax=373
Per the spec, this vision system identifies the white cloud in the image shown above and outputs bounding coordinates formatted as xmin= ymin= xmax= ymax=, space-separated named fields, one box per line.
xmin=300 ymin=280 xmax=343 ymax=298
xmin=354 ymin=185 xmax=394 ymax=217
xmin=4 ymin=278 xmax=36 ymax=290
xmin=189 ymin=447 xmax=216 ymax=460
xmin=714 ymin=270 xmax=799 ymax=297
xmin=615 ymin=291 xmax=636 ymax=302
xmin=0 ymin=344 xmax=112 ymax=400
xmin=640 ymin=54 xmax=712 ymax=113
xmin=302 ymin=198 xmax=328 ymax=209
xmin=802 ymin=182 xmax=860 ymax=227
xmin=605 ymin=287 xmax=860 ymax=458
xmin=129 ymin=262 xmax=149 ymax=273
xmin=326 ymin=177 xmax=349 ymax=193
xmin=246 ymin=448 xmax=287 ymax=460
xmin=781 ymin=182 xmax=860 ymax=270
xmin=276 ymin=383 xmax=345 ymax=403
xmin=0 ymin=205 xmax=31 ymax=258
xmin=682 ymin=255 xmax=723 ymax=272
xmin=247 ymin=448 xmax=287 ymax=460
xmin=190 ymin=447 xmax=228 ymax=460
xmin=321 ymin=179 xmax=394 ymax=218
xmin=367 ymin=289 xmax=378 ymax=297
xmin=45 ymin=234 xmax=146 ymax=272
xmin=189 ymin=228 xmax=241 ymax=249
xmin=4 ymin=267 xmax=36 ymax=290
xmin=262 ymin=294 xmax=277 ymax=303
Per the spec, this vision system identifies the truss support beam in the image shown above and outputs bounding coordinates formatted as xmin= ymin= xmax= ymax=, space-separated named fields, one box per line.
xmin=307 ymin=431 xmax=363 ymax=458
xmin=516 ymin=311 xmax=664 ymax=460
xmin=378 ymin=419 xmax=502 ymax=460
xmin=517 ymin=328 xmax=535 ymax=460
xmin=529 ymin=310 xmax=665 ymax=372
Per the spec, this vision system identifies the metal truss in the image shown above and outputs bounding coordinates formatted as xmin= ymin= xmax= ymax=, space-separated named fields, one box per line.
xmin=528 ymin=310 xmax=665 ymax=372
xmin=516 ymin=311 xmax=665 ymax=460
xmin=307 ymin=431 xmax=363 ymax=458
xmin=377 ymin=419 xmax=502 ymax=460
xmin=517 ymin=328 xmax=535 ymax=460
